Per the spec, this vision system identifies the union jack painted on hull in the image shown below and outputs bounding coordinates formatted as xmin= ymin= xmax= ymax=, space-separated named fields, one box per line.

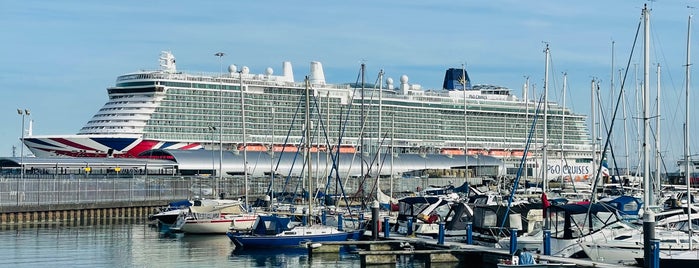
xmin=23 ymin=136 xmax=202 ymax=158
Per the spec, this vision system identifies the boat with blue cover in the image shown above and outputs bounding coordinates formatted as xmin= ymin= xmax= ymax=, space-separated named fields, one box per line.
xmin=227 ymin=214 xmax=362 ymax=249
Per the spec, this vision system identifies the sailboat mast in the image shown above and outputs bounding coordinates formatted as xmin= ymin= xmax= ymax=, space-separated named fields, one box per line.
xmin=655 ymin=63 xmax=661 ymax=206
xmin=542 ymin=44 xmax=550 ymax=194
xmin=241 ymin=69 xmax=249 ymax=208
xmin=377 ymin=69 xmax=383 ymax=203
xmin=641 ymin=5 xmax=657 ymax=265
xmin=305 ymin=76 xmax=313 ymax=223
xmin=622 ymin=67 xmax=631 ymax=180
xmin=390 ymin=113 xmax=395 ymax=211
xmin=463 ymin=63 xmax=469 ymax=177
xmin=561 ymin=73 xmax=567 ymax=185
xmin=610 ymin=41 xmax=615 ymax=131
xmin=642 ymin=5 xmax=652 ymax=212
xmin=360 ymin=64 xmax=365 ymax=200
xmin=685 ymin=14 xmax=693 ymax=249
xmin=270 ymin=105 xmax=275 ymax=208
xmin=608 ymin=42 xmax=615 ymax=173
xmin=590 ymin=79 xmax=598 ymax=202
xmin=215 ymin=52 xmax=225 ymax=199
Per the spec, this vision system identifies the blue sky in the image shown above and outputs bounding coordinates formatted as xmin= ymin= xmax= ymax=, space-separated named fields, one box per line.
xmin=0 ymin=0 xmax=697 ymax=172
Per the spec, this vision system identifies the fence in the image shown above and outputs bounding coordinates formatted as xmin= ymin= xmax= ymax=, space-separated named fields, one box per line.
xmin=0 ymin=174 xmax=197 ymax=207
xmin=0 ymin=173 xmax=476 ymax=208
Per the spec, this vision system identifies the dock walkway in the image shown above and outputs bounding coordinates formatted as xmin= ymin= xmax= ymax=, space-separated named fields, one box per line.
xmin=309 ymin=235 xmax=626 ymax=268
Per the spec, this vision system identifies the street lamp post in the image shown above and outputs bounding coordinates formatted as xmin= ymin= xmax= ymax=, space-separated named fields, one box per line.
xmin=17 ymin=108 xmax=30 ymax=205
xmin=215 ymin=52 xmax=225 ymax=197
xmin=209 ymin=126 xmax=217 ymax=177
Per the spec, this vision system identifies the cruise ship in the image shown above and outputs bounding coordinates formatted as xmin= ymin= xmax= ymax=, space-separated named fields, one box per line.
xmin=23 ymin=51 xmax=594 ymax=178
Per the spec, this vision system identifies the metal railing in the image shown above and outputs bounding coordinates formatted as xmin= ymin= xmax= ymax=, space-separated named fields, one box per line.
xmin=0 ymin=172 xmax=463 ymax=207
xmin=0 ymin=174 xmax=197 ymax=207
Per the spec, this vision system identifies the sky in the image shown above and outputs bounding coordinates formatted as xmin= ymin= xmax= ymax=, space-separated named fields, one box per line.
xmin=0 ymin=0 xmax=697 ymax=172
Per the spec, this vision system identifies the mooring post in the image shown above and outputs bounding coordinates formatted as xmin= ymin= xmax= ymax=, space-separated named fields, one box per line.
xmin=649 ymin=239 xmax=660 ymax=268
xmin=302 ymin=208 xmax=308 ymax=226
xmin=383 ymin=216 xmax=390 ymax=238
xmin=510 ymin=228 xmax=518 ymax=255
xmin=466 ymin=222 xmax=473 ymax=244
xmin=543 ymin=229 xmax=551 ymax=255
xmin=438 ymin=221 xmax=445 ymax=245
xmin=337 ymin=213 xmax=344 ymax=231
xmin=371 ymin=201 xmax=379 ymax=240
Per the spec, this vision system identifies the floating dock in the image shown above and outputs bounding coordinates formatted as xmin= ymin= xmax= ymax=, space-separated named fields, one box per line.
xmin=307 ymin=235 xmax=626 ymax=268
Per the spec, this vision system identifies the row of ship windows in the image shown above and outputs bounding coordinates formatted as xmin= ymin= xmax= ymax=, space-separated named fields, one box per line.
xmin=364 ymin=98 xmax=576 ymax=118
xmin=139 ymin=122 xmax=578 ymax=145
xmin=143 ymin=132 xmax=523 ymax=147
xmin=159 ymin=95 xmax=583 ymax=134
xmin=161 ymin=90 xmax=583 ymax=127
xmin=109 ymin=93 xmax=155 ymax=98
xmin=164 ymin=87 xmax=581 ymax=124
xmin=149 ymin=105 xmax=592 ymax=138
xmin=139 ymin=120 xmax=586 ymax=144
xmin=165 ymin=87 xmax=578 ymax=121
xmin=166 ymin=85 xmax=306 ymax=96
xmin=143 ymin=106 xmax=588 ymax=142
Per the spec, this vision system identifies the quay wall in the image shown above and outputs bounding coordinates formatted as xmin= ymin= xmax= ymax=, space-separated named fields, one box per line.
xmin=0 ymin=201 xmax=163 ymax=225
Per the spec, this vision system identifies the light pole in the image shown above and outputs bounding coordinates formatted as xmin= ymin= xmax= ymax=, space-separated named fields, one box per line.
xmin=215 ymin=52 xmax=225 ymax=197
xmin=17 ymin=108 xmax=29 ymax=204
xmin=209 ymin=126 xmax=217 ymax=177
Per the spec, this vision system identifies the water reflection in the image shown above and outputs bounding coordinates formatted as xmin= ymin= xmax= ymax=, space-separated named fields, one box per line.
xmin=231 ymin=247 xmax=355 ymax=268
xmin=0 ymin=222 xmax=432 ymax=267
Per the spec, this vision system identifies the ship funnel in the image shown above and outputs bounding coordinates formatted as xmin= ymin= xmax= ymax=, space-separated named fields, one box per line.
xmin=282 ymin=61 xmax=294 ymax=82
xmin=309 ymin=61 xmax=325 ymax=85
xmin=442 ymin=68 xmax=471 ymax=90
xmin=159 ymin=51 xmax=177 ymax=73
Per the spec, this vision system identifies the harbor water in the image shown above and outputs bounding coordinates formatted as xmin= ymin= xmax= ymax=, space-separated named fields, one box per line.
xmin=0 ymin=220 xmax=436 ymax=268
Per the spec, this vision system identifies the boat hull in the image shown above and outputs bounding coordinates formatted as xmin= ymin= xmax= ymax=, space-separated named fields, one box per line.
xmin=173 ymin=214 xmax=257 ymax=234
xmin=24 ymin=136 xmax=201 ymax=158
xmin=228 ymin=232 xmax=353 ymax=249
xmin=173 ymin=219 xmax=234 ymax=234
xmin=227 ymin=225 xmax=362 ymax=249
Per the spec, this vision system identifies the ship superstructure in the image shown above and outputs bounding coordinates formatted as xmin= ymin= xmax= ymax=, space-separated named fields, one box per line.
xmin=23 ymin=51 xmax=593 ymax=178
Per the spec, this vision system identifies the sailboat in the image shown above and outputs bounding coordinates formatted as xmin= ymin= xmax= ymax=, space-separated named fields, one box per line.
xmin=581 ymin=7 xmax=699 ymax=266
xmin=227 ymin=76 xmax=363 ymax=249
xmin=168 ymin=198 xmax=257 ymax=234
xmin=637 ymin=12 xmax=699 ymax=267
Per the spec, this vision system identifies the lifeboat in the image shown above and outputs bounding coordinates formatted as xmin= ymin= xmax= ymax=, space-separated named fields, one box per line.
xmin=309 ymin=145 xmax=327 ymax=152
xmin=237 ymin=143 xmax=267 ymax=152
xmin=440 ymin=148 xmax=465 ymax=155
xmin=272 ymin=145 xmax=298 ymax=152
xmin=511 ymin=150 xmax=533 ymax=157
xmin=488 ymin=149 xmax=510 ymax=157
xmin=332 ymin=145 xmax=356 ymax=153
